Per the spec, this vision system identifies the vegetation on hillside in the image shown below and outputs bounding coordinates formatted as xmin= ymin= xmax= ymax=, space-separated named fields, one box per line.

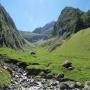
xmin=53 ymin=7 xmax=90 ymax=38
xmin=0 ymin=4 xmax=26 ymax=50
xmin=0 ymin=5 xmax=90 ymax=88
xmin=0 ymin=28 xmax=90 ymax=84
xmin=0 ymin=67 xmax=11 ymax=88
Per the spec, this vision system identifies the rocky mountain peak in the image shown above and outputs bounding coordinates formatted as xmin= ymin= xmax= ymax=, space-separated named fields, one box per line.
xmin=0 ymin=4 xmax=26 ymax=50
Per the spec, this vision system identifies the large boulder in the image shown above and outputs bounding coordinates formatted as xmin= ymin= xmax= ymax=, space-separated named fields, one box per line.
xmin=62 ymin=60 xmax=74 ymax=70
xmin=0 ymin=4 xmax=26 ymax=50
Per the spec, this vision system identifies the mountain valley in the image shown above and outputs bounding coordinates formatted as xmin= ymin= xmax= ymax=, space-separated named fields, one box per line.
xmin=0 ymin=4 xmax=90 ymax=90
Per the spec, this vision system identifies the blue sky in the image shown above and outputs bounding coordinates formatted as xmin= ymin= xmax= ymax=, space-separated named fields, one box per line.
xmin=0 ymin=0 xmax=90 ymax=31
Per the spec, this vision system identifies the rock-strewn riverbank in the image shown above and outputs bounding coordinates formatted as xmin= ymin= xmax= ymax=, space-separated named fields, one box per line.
xmin=0 ymin=55 xmax=90 ymax=90
xmin=1 ymin=62 xmax=90 ymax=90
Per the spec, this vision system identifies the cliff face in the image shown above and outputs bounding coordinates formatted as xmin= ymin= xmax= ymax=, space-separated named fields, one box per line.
xmin=53 ymin=7 xmax=83 ymax=38
xmin=0 ymin=4 xmax=26 ymax=49
xmin=53 ymin=7 xmax=90 ymax=39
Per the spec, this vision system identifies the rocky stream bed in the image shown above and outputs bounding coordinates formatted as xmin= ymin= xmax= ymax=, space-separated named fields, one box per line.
xmin=0 ymin=63 xmax=89 ymax=90
xmin=0 ymin=55 xmax=90 ymax=90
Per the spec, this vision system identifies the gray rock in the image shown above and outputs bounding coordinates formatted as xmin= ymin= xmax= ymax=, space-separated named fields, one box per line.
xmin=83 ymin=85 xmax=89 ymax=90
xmin=60 ymin=83 xmax=70 ymax=89
xmin=57 ymin=72 xmax=64 ymax=81
xmin=3 ymin=86 xmax=11 ymax=90
xmin=62 ymin=60 xmax=73 ymax=69
xmin=74 ymin=82 xmax=84 ymax=89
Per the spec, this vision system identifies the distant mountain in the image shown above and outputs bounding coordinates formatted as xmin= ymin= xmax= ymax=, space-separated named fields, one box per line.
xmin=20 ymin=31 xmax=48 ymax=43
xmin=33 ymin=21 xmax=55 ymax=37
xmin=0 ymin=4 xmax=26 ymax=49
xmin=20 ymin=21 xmax=55 ymax=42
xmin=21 ymin=7 xmax=90 ymax=44
xmin=53 ymin=7 xmax=90 ymax=38
xmin=38 ymin=7 xmax=90 ymax=51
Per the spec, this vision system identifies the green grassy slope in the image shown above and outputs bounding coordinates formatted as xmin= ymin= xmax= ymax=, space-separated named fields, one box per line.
xmin=0 ymin=48 xmax=50 ymax=69
xmin=0 ymin=28 xmax=90 ymax=83
xmin=49 ymin=28 xmax=90 ymax=82
xmin=54 ymin=28 xmax=90 ymax=58
xmin=0 ymin=67 xmax=11 ymax=88
xmin=35 ymin=28 xmax=90 ymax=82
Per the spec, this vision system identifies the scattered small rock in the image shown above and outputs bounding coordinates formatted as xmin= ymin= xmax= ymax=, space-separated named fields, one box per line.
xmin=1 ymin=61 xmax=89 ymax=90
xmin=30 ymin=52 xmax=36 ymax=55
xmin=3 ymin=66 xmax=8 ymax=69
xmin=74 ymin=82 xmax=84 ymax=89
xmin=60 ymin=83 xmax=70 ymax=89
xmin=56 ymin=72 xmax=64 ymax=81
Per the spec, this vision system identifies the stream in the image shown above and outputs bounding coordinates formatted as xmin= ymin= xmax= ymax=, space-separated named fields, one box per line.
xmin=1 ymin=63 xmax=90 ymax=90
xmin=7 ymin=64 xmax=60 ymax=90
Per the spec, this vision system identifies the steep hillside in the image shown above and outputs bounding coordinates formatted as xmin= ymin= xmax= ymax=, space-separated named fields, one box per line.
xmin=50 ymin=28 xmax=90 ymax=81
xmin=27 ymin=27 xmax=90 ymax=82
xmin=53 ymin=7 xmax=90 ymax=38
xmin=0 ymin=4 xmax=26 ymax=49
xmin=0 ymin=28 xmax=90 ymax=83
xmin=53 ymin=28 xmax=90 ymax=58
xmin=35 ymin=37 xmax=63 ymax=52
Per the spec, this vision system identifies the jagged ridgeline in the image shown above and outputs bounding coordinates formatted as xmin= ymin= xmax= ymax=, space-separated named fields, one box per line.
xmin=53 ymin=7 xmax=90 ymax=38
xmin=0 ymin=4 xmax=26 ymax=49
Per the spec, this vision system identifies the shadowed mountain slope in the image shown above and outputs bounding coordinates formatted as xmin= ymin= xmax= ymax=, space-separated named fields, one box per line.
xmin=53 ymin=7 xmax=90 ymax=38
xmin=0 ymin=4 xmax=26 ymax=49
